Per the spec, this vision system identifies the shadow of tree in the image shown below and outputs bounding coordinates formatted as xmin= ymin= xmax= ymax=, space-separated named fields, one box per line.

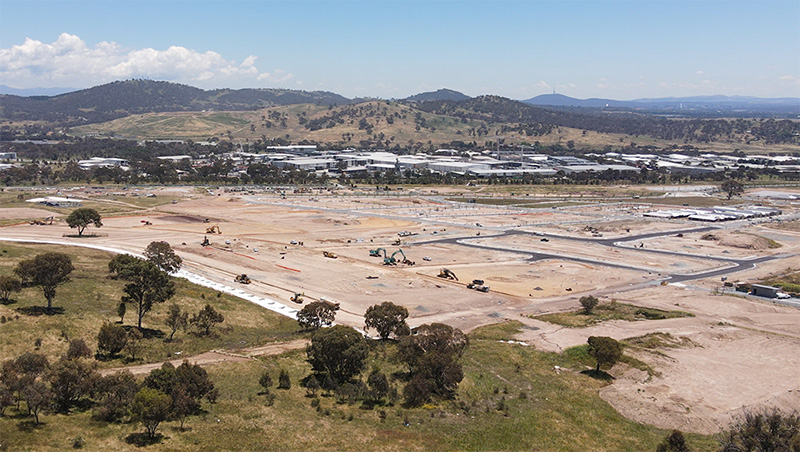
xmin=124 ymin=432 xmax=164 ymax=447
xmin=122 ymin=325 xmax=165 ymax=340
xmin=580 ymin=369 xmax=615 ymax=381
xmin=17 ymin=419 xmax=44 ymax=432
xmin=16 ymin=306 xmax=65 ymax=316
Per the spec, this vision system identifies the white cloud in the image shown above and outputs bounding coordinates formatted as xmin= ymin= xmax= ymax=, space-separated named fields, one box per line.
xmin=534 ymin=80 xmax=551 ymax=91
xmin=257 ymin=69 xmax=294 ymax=83
xmin=0 ymin=33 xmax=291 ymax=89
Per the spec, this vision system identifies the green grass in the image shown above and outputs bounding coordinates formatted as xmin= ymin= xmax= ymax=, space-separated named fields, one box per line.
xmin=0 ymin=241 xmax=302 ymax=367
xmin=534 ymin=301 xmax=694 ymax=328
xmin=0 ymin=321 xmax=718 ymax=451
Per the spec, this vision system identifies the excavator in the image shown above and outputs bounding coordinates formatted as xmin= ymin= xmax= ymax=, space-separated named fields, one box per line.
xmin=29 ymin=216 xmax=54 ymax=226
xmin=290 ymin=292 xmax=305 ymax=304
xmin=201 ymin=236 xmax=211 ymax=247
xmin=437 ymin=268 xmax=458 ymax=281
xmin=206 ymin=225 xmax=221 ymax=234
xmin=234 ymin=274 xmax=251 ymax=284
xmin=384 ymin=249 xmax=415 ymax=266
xmin=323 ymin=251 xmax=338 ymax=259
xmin=369 ymin=248 xmax=386 ymax=258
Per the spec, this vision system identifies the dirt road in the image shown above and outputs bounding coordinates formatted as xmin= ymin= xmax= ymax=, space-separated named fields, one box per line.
xmin=99 ymin=338 xmax=309 ymax=376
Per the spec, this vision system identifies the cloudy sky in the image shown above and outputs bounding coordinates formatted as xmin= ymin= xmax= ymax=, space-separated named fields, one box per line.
xmin=1 ymin=0 xmax=798 ymax=99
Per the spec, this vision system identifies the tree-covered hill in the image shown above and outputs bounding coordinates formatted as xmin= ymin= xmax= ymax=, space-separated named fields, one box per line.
xmin=0 ymin=80 xmax=351 ymax=125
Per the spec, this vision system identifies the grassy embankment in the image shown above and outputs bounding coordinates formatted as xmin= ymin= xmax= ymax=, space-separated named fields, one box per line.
xmin=533 ymin=301 xmax=694 ymax=328
xmin=0 ymin=242 xmax=300 ymax=366
xmin=1 ymin=310 xmax=719 ymax=451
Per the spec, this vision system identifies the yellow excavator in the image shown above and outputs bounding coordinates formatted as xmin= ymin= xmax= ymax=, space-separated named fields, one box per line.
xmin=290 ymin=292 xmax=305 ymax=304
xmin=206 ymin=225 xmax=221 ymax=234
xmin=323 ymin=251 xmax=338 ymax=259
xmin=29 ymin=216 xmax=54 ymax=226
xmin=437 ymin=268 xmax=458 ymax=281
xmin=234 ymin=274 xmax=251 ymax=284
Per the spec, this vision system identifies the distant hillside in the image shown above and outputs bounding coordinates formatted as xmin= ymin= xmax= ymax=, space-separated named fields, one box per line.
xmin=523 ymin=94 xmax=800 ymax=114
xmin=404 ymin=89 xmax=470 ymax=103
xmin=0 ymin=85 xmax=77 ymax=96
xmin=0 ymin=80 xmax=351 ymax=125
xmin=416 ymin=95 xmax=800 ymax=144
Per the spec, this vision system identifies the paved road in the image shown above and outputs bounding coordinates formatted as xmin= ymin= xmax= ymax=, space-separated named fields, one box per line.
xmin=415 ymin=226 xmax=793 ymax=284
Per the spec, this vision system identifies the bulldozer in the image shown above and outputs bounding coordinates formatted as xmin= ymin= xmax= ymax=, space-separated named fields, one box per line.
xmin=290 ymin=292 xmax=305 ymax=304
xmin=234 ymin=274 xmax=251 ymax=284
xmin=369 ymin=248 xmax=386 ymax=258
xmin=392 ymin=238 xmax=402 ymax=246
xmin=323 ymin=251 xmax=338 ymax=259
xmin=437 ymin=268 xmax=458 ymax=281
xmin=206 ymin=225 xmax=221 ymax=234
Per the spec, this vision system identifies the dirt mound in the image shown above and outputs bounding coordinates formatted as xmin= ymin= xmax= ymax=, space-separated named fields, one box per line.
xmin=719 ymin=233 xmax=778 ymax=250
xmin=700 ymin=232 xmax=778 ymax=250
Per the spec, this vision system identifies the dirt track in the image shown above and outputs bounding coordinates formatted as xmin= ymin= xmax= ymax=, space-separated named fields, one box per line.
xmin=99 ymin=338 xmax=309 ymax=376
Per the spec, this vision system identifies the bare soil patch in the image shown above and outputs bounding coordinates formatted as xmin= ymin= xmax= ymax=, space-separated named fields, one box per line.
xmin=0 ymin=207 xmax=60 ymax=220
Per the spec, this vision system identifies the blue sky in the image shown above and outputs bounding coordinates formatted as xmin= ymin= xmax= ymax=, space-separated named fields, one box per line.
xmin=1 ymin=0 xmax=798 ymax=99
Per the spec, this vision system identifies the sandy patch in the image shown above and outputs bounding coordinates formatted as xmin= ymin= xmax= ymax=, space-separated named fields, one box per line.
xmin=0 ymin=207 xmax=60 ymax=220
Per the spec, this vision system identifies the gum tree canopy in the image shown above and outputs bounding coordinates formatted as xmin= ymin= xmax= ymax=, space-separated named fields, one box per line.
xmin=65 ymin=208 xmax=102 ymax=236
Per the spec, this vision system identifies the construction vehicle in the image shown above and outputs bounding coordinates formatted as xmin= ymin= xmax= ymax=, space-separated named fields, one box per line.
xmin=466 ymin=279 xmax=490 ymax=292
xmin=201 ymin=236 xmax=210 ymax=247
xmin=384 ymin=249 xmax=414 ymax=266
xmin=392 ymin=238 xmax=402 ymax=246
xmin=323 ymin=251 xmax=338 ymax=259
xmin=319 ymin=297 xmax=341 ymax=310
xmin=290 ymin=292 xmax=304 ymax=304
xmin=437 ymin=268 xmax=458 ymax=281
xmin=234 ymin=274 xmax=251 ymax=284
xmin=29 ymin=216 xmax=54 ymax=226
xmin=206 ymin=225 xmax=221 ymax=234
xmin=369 ymin=248 xmax=387 ymax=258
xmin=141 ymin=220 xmax=152 ymax=226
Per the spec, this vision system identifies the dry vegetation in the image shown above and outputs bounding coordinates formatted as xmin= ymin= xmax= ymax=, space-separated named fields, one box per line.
xmin=533 ymin=301 xmax=695 ymax=328
xmin=70 ymin=102 xmax=800 ymax=154
xmin=0 ymin=320 xmax=719 ymax=452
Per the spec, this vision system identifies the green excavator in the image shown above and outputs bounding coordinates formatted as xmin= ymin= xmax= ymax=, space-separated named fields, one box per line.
xmin=369 ymin=248 xmax=387 ymax=258
xmin=384 ymin=249 xmax=415 ymax=266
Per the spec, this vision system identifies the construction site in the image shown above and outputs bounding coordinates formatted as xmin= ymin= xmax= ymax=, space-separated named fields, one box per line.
xmin=2 ymin=184 xmax=800 ymax=435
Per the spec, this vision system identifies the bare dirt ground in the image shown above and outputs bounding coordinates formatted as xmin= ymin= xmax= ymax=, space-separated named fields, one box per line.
xmin=3 ymin=186 xmax=799 ymax=434
xmin=0 ymin=207 xmax=61 ymax=221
